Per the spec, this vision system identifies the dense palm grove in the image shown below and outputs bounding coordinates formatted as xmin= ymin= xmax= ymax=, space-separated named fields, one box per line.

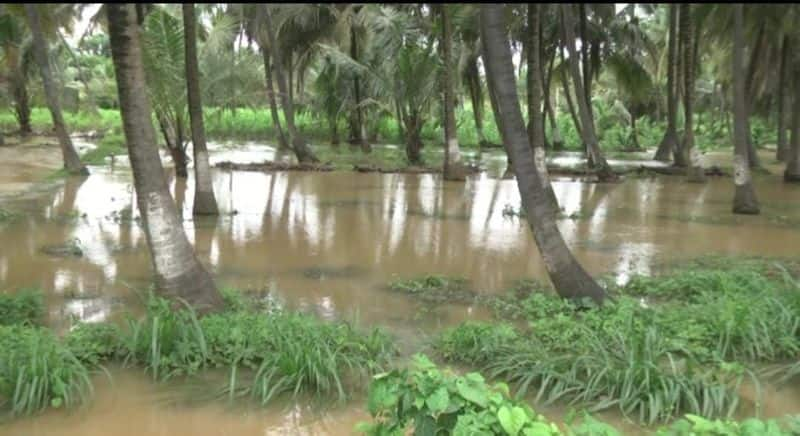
xmin=1 ymin=3 xmax=800 ymax=435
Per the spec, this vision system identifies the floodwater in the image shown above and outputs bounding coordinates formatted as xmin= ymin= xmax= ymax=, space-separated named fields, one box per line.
xmin=1 ymin=139 xmax=799 ymax=435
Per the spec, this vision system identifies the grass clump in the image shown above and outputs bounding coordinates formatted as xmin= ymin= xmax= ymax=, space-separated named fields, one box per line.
xmin=434 ymin=260 xmax=800 ymax=424
xmin=0 ymin=325 xmax=92 ymax=418
xmin=387 ymin=275 xmax=475 ymax=303
xmin=122 ymin=292 xmax=396 ymax=403
xmin=0 ymin=290 xmax=45 ymax=326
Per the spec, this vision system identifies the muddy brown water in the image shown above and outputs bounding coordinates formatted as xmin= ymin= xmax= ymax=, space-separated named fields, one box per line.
xmin=1 ymin=141 xmax=799 ymax=434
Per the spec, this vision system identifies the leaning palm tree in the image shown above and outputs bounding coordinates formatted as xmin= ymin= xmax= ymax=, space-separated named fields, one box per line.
xmin=0 ymin=11 xmax=33 ymax=134
xmin=106 ymin=3 xmax=223 ymax=313
xmin=731 ymin=4 xmax=759 ymax=214
xmin=480 ymin=4 xmax=606 ymax=303
xmin=183 ymin=3 xmax=218 ymax=215
xmin=24 ymin=4 xmax=87 ymax=175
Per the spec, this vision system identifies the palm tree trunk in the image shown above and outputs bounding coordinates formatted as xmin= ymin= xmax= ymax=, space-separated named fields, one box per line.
xmin=486 ymin=68 xmax=514 ymax=177
xmin=440 ymin=5 xmax=462 ymax=180
xmin=744 ymin=21 xmax=766 ymax=169
xmin=777 ymin=35 xmax=790 ymax=162
xmin=480 ymin=4 xmax=605 ymax=303
xmin=183 ymin=3 xmax=218 ymax=216
xmin=578 ymin=4 xmax=593 ymax=127
xmin=542 ymin=45 xmax=564 ymax=151
xmin=260 ymin=5 xmax=318 ymax=163
xmin=350 ymin=25 xmax=371 ymax=154
xmin=528 ymin=4 xmax=559 ymax=212
xmin=732 ymin=4 xmax=759 ymax=214
xmin=785 ymin=72 xmax=800 ymax=182
xmin=682 ymin=5 xmax=705 ymax=183
xmin=654 ymin=4 xmax=678 ymax=161
xmin=559 ymin=56 xmax=583 ymax=148
xmin=10 ymin=70 xmax=32 ymax=135
xmin=560 ymin=4 xmax=615 ymax=181
xmin=107 ymin=3 xmax=222 ymax=313
xmin=465 ymin=56 xmax=488 ymax=148
xmin=260 ymin=47 xmax=289 ymax=149
xmin=24 ymin=4 xmax=87 ymax=175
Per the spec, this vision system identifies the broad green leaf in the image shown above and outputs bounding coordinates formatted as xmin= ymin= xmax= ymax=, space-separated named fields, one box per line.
xmin=426 ymin=386 xmax=450 ymax=415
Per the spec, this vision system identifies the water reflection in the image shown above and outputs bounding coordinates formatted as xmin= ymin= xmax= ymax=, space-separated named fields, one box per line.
xmin=0 ymin=145 xmax=799 ymax=334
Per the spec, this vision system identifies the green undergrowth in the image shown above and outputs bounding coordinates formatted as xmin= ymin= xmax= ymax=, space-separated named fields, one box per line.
xmin=0 ymin=208 xmax=24 ymax=224
xmin=356 ymin=355 xmax=800 ymax=435
xmin=0 ymin=288 xmax=395 ymax=418
xmin=387 ymin=275 xmax=476 ymax=303
xmin=0 ymin=289 xmax=44 ymax=326
xmin=0 ymin=325 xmax=93 ymax=419
xmin=433 ymin=258 xmax=800 ymax=425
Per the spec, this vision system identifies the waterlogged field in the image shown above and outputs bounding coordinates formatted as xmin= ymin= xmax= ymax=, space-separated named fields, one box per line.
xmin=1 ymin=139 xmax=800 ymax=435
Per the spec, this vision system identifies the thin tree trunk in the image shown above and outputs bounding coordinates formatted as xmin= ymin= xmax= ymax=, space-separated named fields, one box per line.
xmin=528 ymin=4 xmax=559 ymax=211
xmin=466 ymin=56 xmax=488 ymax=147
xmin=654 ymin=4 xmax=678 ymax=161
xmin=732 ymin=4 xmax=759 ymax=214
xmin=480 ymin=4 xmax=605 ymax=303
xmin=440 ymin=5 xmax=463 ymax=180
xmin=183 ymin=3 xmax=218 ymax=216
xmin=560 ymin=4 xmax=615 ymax=181
xmin=260 ymin=47 xmax=289 ymax=149
xmin=578 ymin=4 xmax=593 ymax=126
xmin=10 ymin=70 xmax=32 ymax=135
xmin=785 ymin=71 xmax=800 ymax=182
xmin=404 ymin=113 xmax=423 ymax=165
xmin=260 ymin=5 xmax=318 ymax=163
xmin=486 ymin=69 xmax=513 ymax=177
xmin=351 ymin=24 xmax=371 ymax=154
xmin=777 ymin=35 xmax=790 ymax=162
xmin=744 ymin=21 xmax=765 ymax=169
xmin=25 ymin=4 xmax=88 ymax=175
xmin=107 ymin=3 xmax=222 ymax=313
xmin=542 ymin=44 xmax=564 ymax=151
xmin=560 ymin=58 xmax=583 ymax=147
xmin=682 ymin=5 xmax=705 ymax=183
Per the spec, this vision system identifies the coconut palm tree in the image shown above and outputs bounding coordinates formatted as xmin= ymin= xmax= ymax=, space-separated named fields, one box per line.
xmin=0 ymin=11 xmax=33 ymax=135
xmin=559 ymin=4 xmax=615 ymax=181
xmin=731 ymin=4 xmax=759 ymax=214
xmin=480 ymin=3 xmax=606 ymax=303
xmin=24 ymin=4 xmax=87 ymax=175
xmin=680 ymin=4 xmax=706 ymax=183
xmin=183 ymin=3 xmax=218 ymax=216
xmin=258 ymin=4 xmax=318 ymax=163
xmin=654 ymin=4 xmax=678 ymax=162
xmin=106 ymin=3 xmax=222 ymax=313
xmin=439 ymin=4 xmax=464 ymax=180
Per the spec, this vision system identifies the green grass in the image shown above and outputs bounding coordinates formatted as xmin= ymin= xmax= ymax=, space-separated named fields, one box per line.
xmin=0 ymin=290 xmax=45 ymax=326
xmin=0 ymin=325 xmax=93 ymax=418
xmin=433 ymin=259 xmax=800 ymax=425
xmin=121 ymin=291 xmax=396 ymax=403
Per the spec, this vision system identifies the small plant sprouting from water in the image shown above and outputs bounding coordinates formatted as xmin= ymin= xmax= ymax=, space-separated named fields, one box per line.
xmin=387 ymin=275 xmax=475 ymax=303
xmin=0 ymin=208 xmax=23 ymax=224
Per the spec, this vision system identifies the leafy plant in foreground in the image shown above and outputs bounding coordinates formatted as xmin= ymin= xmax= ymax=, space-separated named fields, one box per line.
xmin=0 ymin=289 xmax=44 ymax=326
xmin=357 ymin=354 xmax=561 ymax=435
